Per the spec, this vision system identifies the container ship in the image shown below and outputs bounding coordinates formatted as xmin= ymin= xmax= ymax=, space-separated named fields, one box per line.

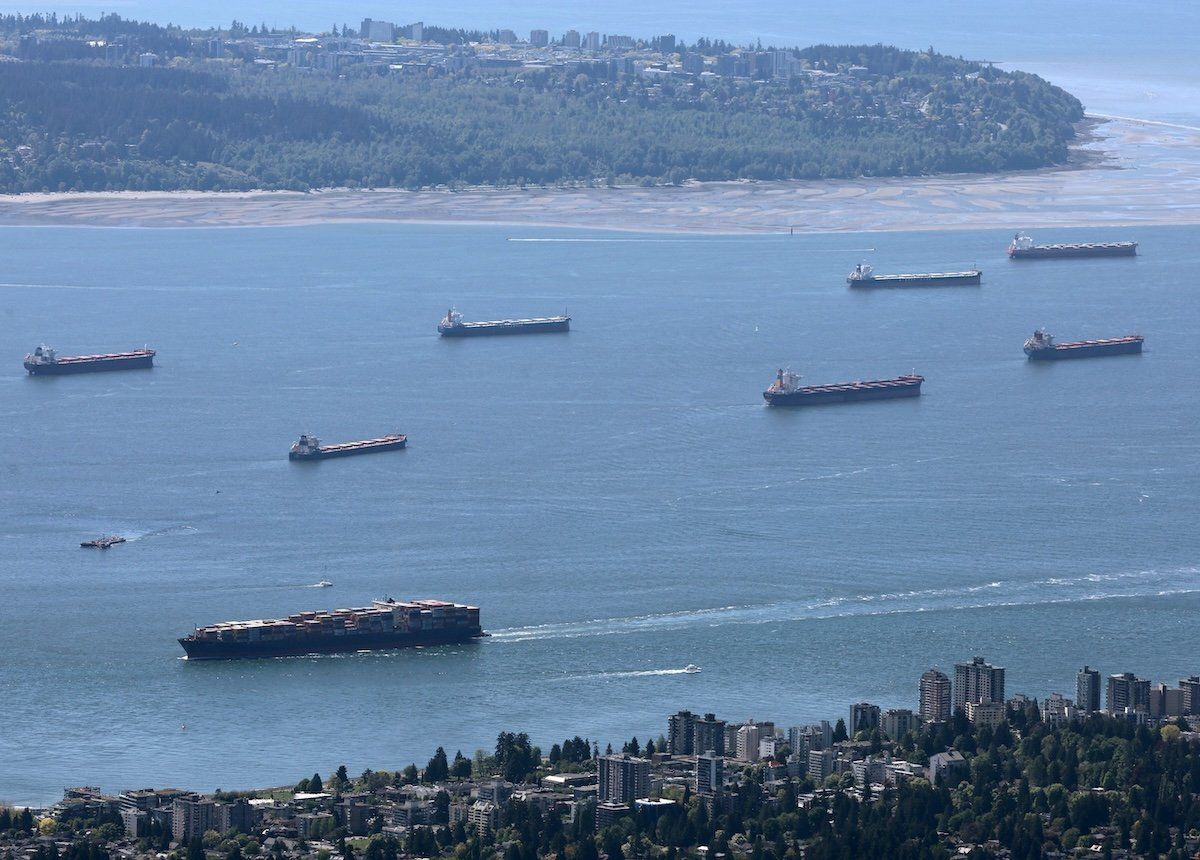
xmin=289 ymin=433 xmax=406 ymax=460
xmin=24 ymin=345 xmax=155 ymax=375
xmin=847 ymin=263 xmax=981 ymax=287
xmin=179 ymin=598 xmax=484 ymax=660
xmin=1023 ymin=329 xmax=1143 ymax=360
xmin=438 ymin=308 xmax=570 ymax=337
xmin=763 ymin=368 xmax=924 ymax=406
xmin=1008 ymin=233 xmax=1137 ymax=259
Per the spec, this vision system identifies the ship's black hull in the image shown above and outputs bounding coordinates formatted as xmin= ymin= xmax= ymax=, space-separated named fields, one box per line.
xmin=25 ymin=355 xmax=154 ymax=375
xmin=180 ymin=628 xmax=485 ymax=660
xmin=289 ymin=439 xmax=407 ymax=460
xmin=439 ymin=319 xmax=570 ymax=337
xmin=1026 ymin=342 xmax=1143 ymax=360
xmin=848 ymin=273 xmax=980 ymax=287
xmin=764 ymin=379 xmax=923 ymax=406
xmin=1010 ymin=244 xmax=1136 ymax=259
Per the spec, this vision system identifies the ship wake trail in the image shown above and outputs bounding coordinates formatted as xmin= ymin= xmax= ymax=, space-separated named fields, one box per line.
xmin=488 ymin=567 xmax=1200 ymax=643
xmin=554 ymin=668 xmax=694 ymax=682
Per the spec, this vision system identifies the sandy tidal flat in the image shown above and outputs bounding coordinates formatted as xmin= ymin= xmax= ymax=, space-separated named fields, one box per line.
xmin=0 ymin=117 xmax=1196 ymax=234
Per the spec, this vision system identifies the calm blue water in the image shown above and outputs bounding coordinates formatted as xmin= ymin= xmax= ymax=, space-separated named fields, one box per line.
xmin=1 ymin=1 xmax=1196 ymax=125
xmin=1 ymin=223 xmax=1198 ymax=804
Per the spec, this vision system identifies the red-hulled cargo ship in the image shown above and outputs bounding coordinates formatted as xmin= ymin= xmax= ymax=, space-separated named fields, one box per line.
xmin=764 ymin=368 xmax=924 ymax=406
xmin=1023 ymin=329 xmax=1143 ymax=360
xmin=289 ymin=433 xmax=407 ymax=460
xmin=24 ymin=345 xmax=155 ymax=375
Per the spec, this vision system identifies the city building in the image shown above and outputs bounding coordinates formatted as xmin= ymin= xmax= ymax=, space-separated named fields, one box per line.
xmin=529 ymin=29 xmax=549 ymax=48
xmin=654 ymin=34 xmax=676 ymax=53
xmin=1180 ymin=676 xmax=1200 ymax=715
xmin=692 ymin=713 xmax=726 ymax=757
xmin=1150 ymin=684 xmax=1185 ymax=719
xmin=788 ymin=722 xmax=832 ymax=756
xmin=668 ymin=710 xmax=695 ymax=755
xmin=562 ymin=30 xmax=580 ymax=48
xmin=1040 ymin=693 xmax=1076 ymax=727
xmin=171 ymin=795 xmax=215 ymax=843
xmin=954 ymin=657 xmax=1006 ymax=712
xmin=919 ymin=669 xmax=952 ymax=722
xmin=758 ymin=736 xmax=780 ymax=761
xmin=928 ymin=750 xmax=967 ymax=787
xmin=410 ymin=22 xmax=423 ymax=41
xmin=598 ymin=755 xmax=650 ymax=804
xmin=880 ymin=708 xmax=920 ymax=740
xmin=849 ymin=703 xmax=881 ymax=735
xmin=735 ymin=723 xmax=762 ymax=762
xmin=467 ymin=800 xmax=497 ymax=839
xmin=360 ymin=19 xmax=396 ymax=42
xmin=1107 ymin=672 xmax=1151 ymax=715
xmin=807 ymin=749 xmax=836 ymax=783
xmin=1077 ymin=666 xmax=1102 ymax=714
xmin=214 ymin=798 xmax=254 ymax=834
xmin=696 ymin=752 xmax=723 ymax=797
xmin=594 ymin=801 xmax=628 ymax=831
xmin=497 ymin=29 xmax=518 ymax=45
xmin=965 ymin=700 xmax=1006 ymax=729
xmin=584 ymin=32 xmax=602 ymax=51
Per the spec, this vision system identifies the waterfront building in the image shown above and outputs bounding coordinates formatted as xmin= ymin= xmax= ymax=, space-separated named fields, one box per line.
xmin=668 ymin=710 xmax=696 ymax=755
xmin=880 ymin=708 xmax=920 ymax=740
xmin=919 ymin=669 xmax=952 ymax=722
xmin=598 ymin=754 xmax=650 ymax=803
xmin=171 ymin=795 xmax=215 ymax=843
xmin=1077 ymin=666 xmax=1102 ymax=714
xmin=215 ymin=797 xmax=254 ymax=834
xmin=964 ymin=699 xmax=1005 ymax=728
xmin=1180 ymin=676 xmax=1200 ymax=715
xmin=735 ymin=723 xmax=762 ymax=762
xmin=1040 ymin=693 xmax=1077 ymax=727
xmin=696 ymin=752 xmax=723 ymax=797
xmin=849 ymin=703 xmax=881 ymax=735
xmin=1107 ymin=672 xmax=1151 ymax=715
xmin=758 ymin=736 xmax=780 ymax=761
xmin=1150 ymin=684 xmax=1185 ymax=718
xmin=788 ymin=722 xmax=832 ymax=755
xmin=692 ymin=713 xmax=725 ymax=757
xmin=954 ymin=657 xmax=1006 ymax=712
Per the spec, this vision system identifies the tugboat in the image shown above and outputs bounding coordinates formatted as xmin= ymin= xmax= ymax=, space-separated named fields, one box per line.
xmin=438 ymin=307 xmax=570 ymax=337
xmin=1008 ymin=233 xmax=1137 ymax=259
xmin=81 ymin=536 xmax=127 ymax=549
xmin=763 ymin=368 xmax=924 ymax=406
xmin=289 ymin=433 xmax=407 ymax=460
xmin=24 ymin=345 xmax=155 ymax=375
xmin=846 ymin=263 xmax=981 ymax=287
xmin=1023 ymin=329 xmax=1144 ymax=360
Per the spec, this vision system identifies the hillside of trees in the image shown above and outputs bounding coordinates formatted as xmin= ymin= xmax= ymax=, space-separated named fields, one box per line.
xmin=0 ymin=27 xmax=1085 ymax=193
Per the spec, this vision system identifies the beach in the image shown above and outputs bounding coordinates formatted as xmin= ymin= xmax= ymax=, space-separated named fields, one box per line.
xmin=0 ymin=117 xmax=1196 ymax=234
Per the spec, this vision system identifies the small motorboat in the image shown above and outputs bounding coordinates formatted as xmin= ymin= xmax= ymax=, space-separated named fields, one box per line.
xmin=683 ymin=664 xmax=702 ymax=674
xmin=81 ymin=535 xmax=126 ymax=549
xmin=316 ymin=580 xmax=333 ymax=588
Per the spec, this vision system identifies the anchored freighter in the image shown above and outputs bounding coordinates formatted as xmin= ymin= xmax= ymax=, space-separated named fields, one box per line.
xmin=438 ymin=308 xmax=569 ymax=336
xmin=1023 ymin=329 xmax=1143 ymax=360
xmin=763 ymin=368 xmax=924 ymax=406
xmin=24 ymin=345 xmax=155 ymax=375
xmin=1008 ymin=233 xmax=1137 ymax=259
xmin=847 ymin=263 xmax=981 ymax=287
xmin=289 ymin=433 xmax=406 ymax=460
xmin=179 ymin=598 xmax=484 ymax=660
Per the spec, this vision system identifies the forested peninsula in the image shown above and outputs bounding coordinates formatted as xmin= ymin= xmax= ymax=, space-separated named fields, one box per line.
xmin=0 ymin=15 xmax=1085 ymax=194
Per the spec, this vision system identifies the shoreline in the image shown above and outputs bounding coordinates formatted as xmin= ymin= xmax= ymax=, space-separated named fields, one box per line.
xmin=0 ymin=117 xmax=1196 ymax=235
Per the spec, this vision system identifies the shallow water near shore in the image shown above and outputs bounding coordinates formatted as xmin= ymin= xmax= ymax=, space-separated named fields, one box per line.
xmin=0 ymin=222 xmax=1197 ymax=804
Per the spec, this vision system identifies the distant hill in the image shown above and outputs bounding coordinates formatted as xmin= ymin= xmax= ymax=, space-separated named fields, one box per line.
xmin=0 ymin=16 xmax=1084 ymax=193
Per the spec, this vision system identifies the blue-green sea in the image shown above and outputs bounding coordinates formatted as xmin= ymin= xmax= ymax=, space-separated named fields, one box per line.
xmin=1 ymin=222 xmax=1197 ymax=804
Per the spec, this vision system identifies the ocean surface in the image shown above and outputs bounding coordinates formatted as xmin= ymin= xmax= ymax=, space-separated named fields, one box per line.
xmin=1 ymin=222 xmax=1198 ymax=804
xmin=0 ymin=0 xmax=1196 ymax=126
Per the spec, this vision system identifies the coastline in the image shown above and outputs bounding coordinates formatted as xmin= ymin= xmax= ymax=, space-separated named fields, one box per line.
xmin=0 ymin=117 xmax=1196 ymax=234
